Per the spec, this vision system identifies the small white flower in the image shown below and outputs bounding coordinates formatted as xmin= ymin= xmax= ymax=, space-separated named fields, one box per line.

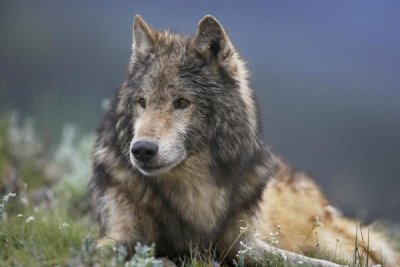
xmin=25 ymin=216 xmax=35 ymax=223
xmin=269 ymin=227 xmax=280 ymax=246
xmin=16 ymin=214 xmax=24 ymax=218
xmin=313 ymin=216 xmax=324 ymax=228
xmin=2 ymin=192 xmax=17 ymax=202
xmin=239 ymin=226 xmax=248 ymax=233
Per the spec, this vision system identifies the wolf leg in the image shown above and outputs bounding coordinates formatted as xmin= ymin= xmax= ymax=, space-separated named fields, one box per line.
xmin=93 ymin=185 xmax=142 ymax=256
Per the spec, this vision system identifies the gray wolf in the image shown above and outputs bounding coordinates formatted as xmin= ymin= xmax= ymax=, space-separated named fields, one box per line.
xmin=89 ymin=14 xmax=400 ymax=266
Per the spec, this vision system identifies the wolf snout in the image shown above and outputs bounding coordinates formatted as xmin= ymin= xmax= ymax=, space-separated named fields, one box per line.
xmin=131 ymin=140 xmax=158 ymax=162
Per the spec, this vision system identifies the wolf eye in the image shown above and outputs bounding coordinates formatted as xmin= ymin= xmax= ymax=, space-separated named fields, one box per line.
xmin=174 ymin=98 xmax=190 ymax=109
xmin=137 ymin=97 xmax=146 ymax=109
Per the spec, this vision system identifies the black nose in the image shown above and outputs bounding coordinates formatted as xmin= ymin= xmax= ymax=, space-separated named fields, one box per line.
xmin=131 ymin=140 xmax=158 ymax=162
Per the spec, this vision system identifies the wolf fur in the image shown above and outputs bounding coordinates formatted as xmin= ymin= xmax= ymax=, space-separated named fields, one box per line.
xmin=89 ymin=15 xmax=400 ymax=266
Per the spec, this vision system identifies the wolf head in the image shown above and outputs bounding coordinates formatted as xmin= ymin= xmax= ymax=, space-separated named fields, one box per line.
xmin=114 ymin=15 xmax=264 ymax=177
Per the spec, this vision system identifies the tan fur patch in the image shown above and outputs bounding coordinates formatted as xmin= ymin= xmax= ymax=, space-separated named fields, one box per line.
xmin=253 ymin=159 xmax=400 ymax=265
xmin=159 ymin=151 xmax=228 ymax=232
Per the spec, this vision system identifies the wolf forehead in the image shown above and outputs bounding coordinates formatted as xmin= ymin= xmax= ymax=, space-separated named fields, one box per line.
xmin=125 ymin=15 xmax=242 ymax=95
xmin=131 ymin=33 xmax=191 ymax=80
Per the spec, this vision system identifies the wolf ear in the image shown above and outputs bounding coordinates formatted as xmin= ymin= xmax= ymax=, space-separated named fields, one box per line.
xmin=132 ymin=15 xmax=155 ymax=55
xmin=193 ymin=15 xmax=235 ymax=66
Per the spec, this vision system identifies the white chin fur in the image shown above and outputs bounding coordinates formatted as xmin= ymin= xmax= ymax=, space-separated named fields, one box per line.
xmin=136 ymin=165 xmax=174 ymax=176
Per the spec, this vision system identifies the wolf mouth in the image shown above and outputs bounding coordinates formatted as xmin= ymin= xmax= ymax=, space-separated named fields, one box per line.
xmin=139 ymin=163 xmax=168 ymax=171
xmin=132 ymin=152 xmax=187 ymax=176
xmin=135 ymin=162 xmax=175 ymax=175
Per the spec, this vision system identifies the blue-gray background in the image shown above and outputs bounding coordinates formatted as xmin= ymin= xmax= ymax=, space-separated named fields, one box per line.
xmin=0 ymin=1 xmax=399 ymax=222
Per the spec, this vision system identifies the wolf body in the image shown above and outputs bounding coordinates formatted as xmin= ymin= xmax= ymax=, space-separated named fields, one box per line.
xmin=90 ymin=15 xmax=399 ymax=266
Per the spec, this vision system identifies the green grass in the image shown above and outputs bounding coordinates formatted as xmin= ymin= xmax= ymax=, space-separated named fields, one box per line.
xmin=0 ymin=195 xmax=165 ymax=267
xmin=0 ymin=200 xmax=95 ymax=267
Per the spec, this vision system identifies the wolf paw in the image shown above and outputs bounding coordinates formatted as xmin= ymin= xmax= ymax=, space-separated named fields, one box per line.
xmin=96 ymin=237 xmax=117 ymax=248
xmin=96 ymin=237 xmax=117 ymax=257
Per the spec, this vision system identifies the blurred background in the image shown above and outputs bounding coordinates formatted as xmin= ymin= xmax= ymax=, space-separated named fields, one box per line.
xmin=0 ymin=1 xmax=399 ymax=222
